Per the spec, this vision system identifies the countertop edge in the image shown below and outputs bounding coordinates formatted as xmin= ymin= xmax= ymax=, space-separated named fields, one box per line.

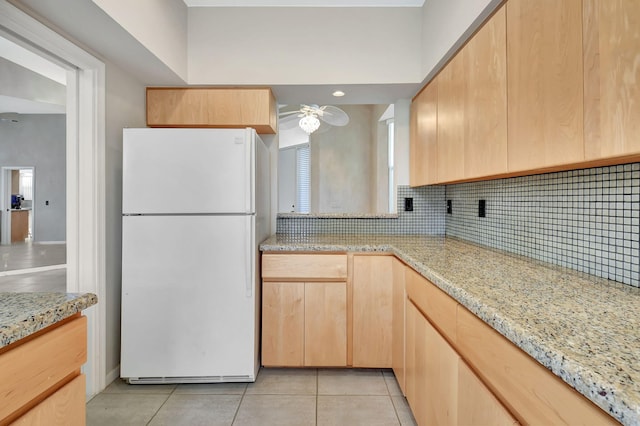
xmin=0 ymin=292 xmax=98 ymax=348
xmin=260 ymin=237 xmax=634 ymax=424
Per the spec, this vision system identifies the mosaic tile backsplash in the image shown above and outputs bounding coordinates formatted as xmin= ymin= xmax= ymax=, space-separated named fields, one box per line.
xmin=275 ymin=163 xmax=640 ymax=287
xmin=276 ymin=185 xmax=446 ymax=235
xmin=446 ymin=163 xmax=640 ymax=287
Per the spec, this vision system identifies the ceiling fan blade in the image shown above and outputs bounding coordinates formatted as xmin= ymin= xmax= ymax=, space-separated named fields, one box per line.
xmin=278 ymin=110 xmax=301 ymax=117
xmin=319 ymin=105 xmax=349 ymax=127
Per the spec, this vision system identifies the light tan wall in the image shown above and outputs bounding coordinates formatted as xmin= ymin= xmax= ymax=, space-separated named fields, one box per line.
xmin=310 ymin=105 xmax=373 ymax=213
xmin=371 ymin=105 xmax=390 ymax=213
xmin=103 ymin=62 xmax=146 ymax=376
xmin=188 ymin=7 xmax=421 ymax=85
xmin=91 ymin=0 xmax=188 ymax=80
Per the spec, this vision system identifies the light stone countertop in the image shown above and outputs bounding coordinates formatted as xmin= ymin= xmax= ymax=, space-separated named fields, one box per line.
xmin=261 ymin=234 xmax=640 ymax=425
xmin=0 ymin=292 xmax=98 ymax=348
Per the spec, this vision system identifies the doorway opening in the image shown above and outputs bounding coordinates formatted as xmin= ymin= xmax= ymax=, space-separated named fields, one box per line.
xmin=1 ymin=166 xmax=35 ymax=244
xmin=1 ymin=1 xmax=107 ymax=399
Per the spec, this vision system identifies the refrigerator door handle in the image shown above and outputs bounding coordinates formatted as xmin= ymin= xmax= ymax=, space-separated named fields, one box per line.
xmin=245 ymin=217 xmax=254 ymax=298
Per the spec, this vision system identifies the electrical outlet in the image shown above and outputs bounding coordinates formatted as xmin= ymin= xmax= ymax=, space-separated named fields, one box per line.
xmin=404 ymin=197 xmax=413 ymax=212
xmin=478 ymin=199 xmax=486 ymax=217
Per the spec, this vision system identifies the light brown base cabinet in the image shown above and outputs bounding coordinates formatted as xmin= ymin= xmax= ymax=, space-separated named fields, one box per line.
xmin=352 ymin=255 xmax=394 ymax=368
xmin=0 ymin=314 xmax=87 ymax=425
xmin=261 ymin=251 xmax=618 ymax=425
xmin=261 ymin=254 xmax=348 ymax=367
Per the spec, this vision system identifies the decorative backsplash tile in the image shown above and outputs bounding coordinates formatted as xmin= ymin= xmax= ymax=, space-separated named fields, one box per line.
xmin=275 ymin=185 xmax=446 ymax=235
xmin=445 ymin=163 xmax=640 ymax=287
xmin=275 ymin=162 xmax=640 ymax=287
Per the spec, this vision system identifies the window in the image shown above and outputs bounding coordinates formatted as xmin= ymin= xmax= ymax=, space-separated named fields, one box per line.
xmin=19 ymin=169 xmax=33 ymax=201
xmin=296 ymin=144 xmax=310 ymax=213
xmin=387 ymin=120 xmax=394 ymax=213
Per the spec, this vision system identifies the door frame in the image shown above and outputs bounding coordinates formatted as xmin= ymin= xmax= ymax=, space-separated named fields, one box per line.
xmin=0 ymin=1 xmax=106 ymax=398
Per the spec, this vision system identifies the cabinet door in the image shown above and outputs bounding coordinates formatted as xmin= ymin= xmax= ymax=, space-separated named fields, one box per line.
xmin=304 ymin=282 xmax=347 ymax=366
xmin=584 ymin=0 xmax=640 ymax=159
xmin=424 ymin=312 xmax=459 ymax=426
xmin=437 ymin=53 xmax=466 ymax=182
xmin=463 ymin=5 xmax=508 ymax=179
xmin=410 ymin=80 xmax=438 ymax=186
xmin=146 ymin=87 xmax=277 ymax=134
xmin=458 ymin=360 xmax=518 ymax=426
xmin=12 ymin=374 xmax=85 ymax=426
xmin=406 ymin=301 xmax=458 ymax=426
xmin=391 ymin=258 xmax=406 ymax=394
xmin=262 ymin=282 xmax=305 ymax=367
xmin=507 ymin=0 xmax=584 ymax=172
xmin=352 ymin=255 xmax=393 ymax=368
xmin=404 ymin=301 xmax=427 ymax=425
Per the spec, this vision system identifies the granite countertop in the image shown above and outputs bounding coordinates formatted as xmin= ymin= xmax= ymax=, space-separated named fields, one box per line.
xmin=277 ymin=212 xmax=399 ymax=219
xmin=0 ymin=292 xmax=98 ymax=348
xmin=261 ymin=234 xmax=640 ymax=425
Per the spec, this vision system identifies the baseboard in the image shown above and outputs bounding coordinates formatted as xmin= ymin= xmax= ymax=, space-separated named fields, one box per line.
xmin=105 ymin=365 xmax=120 ymax=388
xmin=0 ymin=264 xmax=66 ymax=276
xmin=34 ymin=241 xmax=66 ymax=245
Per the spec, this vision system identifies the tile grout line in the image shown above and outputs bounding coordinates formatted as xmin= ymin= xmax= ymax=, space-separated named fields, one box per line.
xmin=231 ymin=380 xmax=249 ymax=425
xmin=144 ymin=385 xmax=177 ymax=425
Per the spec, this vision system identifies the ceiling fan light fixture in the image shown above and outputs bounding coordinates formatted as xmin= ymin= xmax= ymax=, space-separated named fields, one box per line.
xmin=299 ymin=114 xmax=320 ymax=134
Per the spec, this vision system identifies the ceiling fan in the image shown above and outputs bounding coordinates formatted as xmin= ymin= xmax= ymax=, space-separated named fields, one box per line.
xmin=279 ymin=104 xmax=349 ymax=134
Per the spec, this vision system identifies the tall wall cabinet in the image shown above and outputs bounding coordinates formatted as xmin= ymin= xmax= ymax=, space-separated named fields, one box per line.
xmin=410 ymin=0 xmax=640 ymax=186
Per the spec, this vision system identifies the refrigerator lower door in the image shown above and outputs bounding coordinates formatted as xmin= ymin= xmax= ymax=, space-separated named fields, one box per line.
xmin=121 ymin=214 xmax=257 ymax=383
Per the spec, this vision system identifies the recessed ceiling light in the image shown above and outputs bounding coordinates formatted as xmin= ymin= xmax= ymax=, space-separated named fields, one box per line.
xmin=332 ymin=90 xmax=345 ymax=97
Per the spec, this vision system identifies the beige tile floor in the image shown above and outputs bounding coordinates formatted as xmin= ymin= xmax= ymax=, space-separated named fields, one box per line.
xmin=0 ymin=242 xmax=66 ymax=271
xmin=0 ymin=242 xmax=66 ymax=292
xmin=87 ymin=368 xmax=417 ymax=426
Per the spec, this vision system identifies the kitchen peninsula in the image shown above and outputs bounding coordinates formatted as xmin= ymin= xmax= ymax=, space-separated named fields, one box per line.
xmin=0 ymin=292 xmax=97 ymax=424
xmin=261 ymin=234 xmax=639 ymax=425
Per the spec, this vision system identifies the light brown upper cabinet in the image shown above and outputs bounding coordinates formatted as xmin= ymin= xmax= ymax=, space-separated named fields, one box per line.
xmin=583 ymin=0 xmax=640 ymax=160
xmin=506 ymin=0 xmax=584 ymax=172
xmin=146 ymin=87 xmax=277 ymax=134
xmin=412 ymin=4 xmax=507 ymax=185
xmin=463 ymin=5 xmax=508 ymax=179
xmin=410 ymin=80 xmax=438 ymax=186
xmin=437 ymin=53 xmax=466 ymax=183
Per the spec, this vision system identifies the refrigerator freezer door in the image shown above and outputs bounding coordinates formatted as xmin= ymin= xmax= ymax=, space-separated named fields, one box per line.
xmin=120 ymin=214 xmax=257 ymax=381
xmin=122 ymin=128 xmax=255 ymax=215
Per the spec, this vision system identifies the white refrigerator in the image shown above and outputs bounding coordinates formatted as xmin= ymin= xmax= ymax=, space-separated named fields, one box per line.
xmin=120 ymin=127 xmax=270 ymax=384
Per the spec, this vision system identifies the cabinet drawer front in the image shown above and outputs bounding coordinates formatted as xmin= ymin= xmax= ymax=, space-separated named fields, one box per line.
xmin=0 ymin=316 xmax=87 ymax=423
xmin=12 ymin=374 xmax=86 ymax=426
xmin=456 ymin=306 xmax=616 ymax=425
xmin=262 ymin=254 xmax=347 ymax=280
xmin=405 ymin=268 xmax=457 ymax=343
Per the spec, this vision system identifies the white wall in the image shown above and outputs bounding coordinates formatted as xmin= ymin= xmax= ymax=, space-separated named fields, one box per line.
xmin=91 ymin=0 xmax=188 ymax=81
xmin=188 ymin=7 xmax=422 ymax=85
xmin=394 ymin=99 xmax=410 ymax=188
xmin=0 ymin=114 xmax=66 ymax=242
xmin=103 ymin=61 xmax=146 ymax=378
xmin=420 ymin=0 xmax=502 ymax=81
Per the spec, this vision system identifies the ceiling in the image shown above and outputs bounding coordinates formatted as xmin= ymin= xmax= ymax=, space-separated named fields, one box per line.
xmin=184 ymin=0 xmax=425 ymax=6
xmin=0 ymin=35 xmax=67 ymax=114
